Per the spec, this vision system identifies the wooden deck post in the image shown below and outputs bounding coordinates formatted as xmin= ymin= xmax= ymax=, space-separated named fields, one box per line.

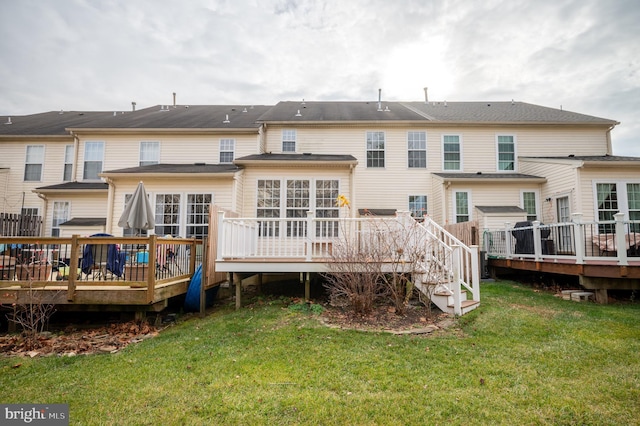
xmin=504 ymin=222 xmax=512 ymax=259
xmin=67 ymin=235 xmax=79 ymax=302
xmin=233 ymin=272 xmax=241 ymax=310
xmin=200 ymin=237 xmax=208 ymax=317
xmin=147 ymin=235 xmax=157 ymax=304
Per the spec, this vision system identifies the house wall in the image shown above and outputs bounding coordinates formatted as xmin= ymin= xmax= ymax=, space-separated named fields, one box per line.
xmin=41 ymin=193 xmax=108 ymax=236
xmin=108 ymin=177 xmax=235 ymax=236
xmin=0 ymin=139 xmax=72 ymax=215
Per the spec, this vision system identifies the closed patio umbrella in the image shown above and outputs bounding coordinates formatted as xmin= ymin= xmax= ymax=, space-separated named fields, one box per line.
xmin=118 ymin=181 xmax=155 ymax=235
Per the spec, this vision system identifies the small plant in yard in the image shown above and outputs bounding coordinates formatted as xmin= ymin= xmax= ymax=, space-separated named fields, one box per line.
xmin=287 ymin=299 xmax=324 ymax=315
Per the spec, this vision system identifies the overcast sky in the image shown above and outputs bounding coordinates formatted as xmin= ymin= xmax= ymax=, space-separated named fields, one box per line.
xmin=1 ymin=0 xmax=638 ymax=155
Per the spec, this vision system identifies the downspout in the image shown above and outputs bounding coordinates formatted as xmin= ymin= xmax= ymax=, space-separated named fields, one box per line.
xmin=71 ymin=131 xmax=80 ymax=181
xmin=259 ymin=123 xmax=266 ymax=154
xmin=605 ymin=125 xmax=616 ymax=155
xmin=349 ymin=164 xmax=356 ymax=218
xmin=105 ymin=177 xmax=115 ymax=234
xmin=36 ymin=193 xmax=48 ymax=237
xmin=442 ymin=181 xmax=449 ymax=224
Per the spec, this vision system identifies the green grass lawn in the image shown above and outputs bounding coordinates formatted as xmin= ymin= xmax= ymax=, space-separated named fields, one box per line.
xmin=1 ymin=281 xmax=639 ymax=425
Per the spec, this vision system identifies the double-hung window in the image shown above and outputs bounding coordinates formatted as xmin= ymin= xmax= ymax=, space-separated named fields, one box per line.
xmin=407 ymin=131 xmax=426 ymax=168
xmin=627 ymin=183 xmax=640 ymax=232
xmin=63 ymin=145 xmax=74 ymax=181
xmin=155 ymin=194 xmax=181 ymax=236
xmin=522 ymin=191 xmax=538 ymax=221
xmin=366 ymin=131 xmax=385 ymax=168
xmin=186 ymin=194 xmax=212 ymax=238
xmin=24 ymin=145 xmax=44 ymax=181
xmin=286 ymin=180 xmax=310 ymax=237
xmin=140 ymin=141 xmax=160 ymax=166
xmin=282 ymin=130 xmax=296 ymax=152
xmin=83 ymin=141 xmax=104 ymax=180
xmin=455 ymin=191 xmax=470 ymax=223
xmin=257 ymin=180 xmax=281 ymax=236
xmin=596 ymin=183 xmax=618 ymax=234
xmin=497 ymin=135 xmax=516 ymax=171
xmin=315 ymin=180 xmax=339 ymax=237
xmin=409 ymin=195 xmax=428 ymax=219
xmin=443 ymin=135 xmax=461 ymax=171
xmin=51 ymin=201 xmax=69 ymax=237
xmin=219 ymin=139 xmax=235 ymax=163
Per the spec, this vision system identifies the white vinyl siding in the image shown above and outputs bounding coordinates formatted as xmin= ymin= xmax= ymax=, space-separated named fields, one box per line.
xmin=366 ymin=131 xmax=385 ymax=168
xmin=24 ymin=145 xmax=44 ymax=181
xmin=443 ymin=135 xmax=461 ymax=171
xmin=83 ymin=141 xmax=104 ymax=180
xmin=407 ymin=131 xmax=426 ymax=168
xmin=219 ymin=139 xmax=235 ymax=163
xmin=140 ymin=141 xmax=160 ymax=166
xmin=497 ymin=135 xmax=516 ymax=171
xmin=282 ymin=130 xmax=296 ymax=152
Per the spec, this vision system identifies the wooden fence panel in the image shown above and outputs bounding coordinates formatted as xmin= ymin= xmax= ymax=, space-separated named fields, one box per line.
xmin=206 ymin=205 xmax=238 ymax=287
xmin=444 ymin=220 xmax=479 ymax=246
xmin=0 ymin=213 xmax=42 ymax=236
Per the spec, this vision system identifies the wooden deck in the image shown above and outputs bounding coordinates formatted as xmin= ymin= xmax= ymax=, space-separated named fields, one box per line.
xmin=0 ymin=235 xmax=218 ymax=312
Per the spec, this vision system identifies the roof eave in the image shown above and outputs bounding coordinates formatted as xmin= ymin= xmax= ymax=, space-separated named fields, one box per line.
xmin=67 ymin=127 xmax=260 ymax=135
xmin=233 ymin=159 xmax=359 ymax=167
xmin=99 ymin=171 xmax=238 ymax=179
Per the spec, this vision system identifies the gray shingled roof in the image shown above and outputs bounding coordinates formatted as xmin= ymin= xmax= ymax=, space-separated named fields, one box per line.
xmin=257 ymin=101 xmax=427 ymax=122
xmin=0 ymin=111 xmax=120 ymax=136
xmin=68 ymin=105 xmax=272 ymax=130
xmin=35 ymin=182 xmax=108 ymax=191
xmin=103 ymin=163 xmax=240 ymax=174
xmin=522 ymin=155 xmax=640 ymax=162
xmin=433 ymin=172 xmax=545 ymax=180
xmin=59 ymin=218 xmax=106 ymax=227
xmin=258 ymin=101 xmax=618 ymax=125
xmin=235 ymin=153 xmax=358 ymax=163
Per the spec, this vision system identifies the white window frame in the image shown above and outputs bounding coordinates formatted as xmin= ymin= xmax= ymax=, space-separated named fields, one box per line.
xmin=63 ymin=145 xmax=74 ymax=181
xmin=442 ymin=134 xmax=462 ymax=171
xmin=282 ymin=129 xmax=296 ymax=152
xmin=366 ymin=131 xmax=385 ymax=168
xmin=521 ymin=190 xmax=539 ymax=221
xmin=139 ymin=141 xmax=160 ymax=166
xmin=24 ymin=145 xmax=45 ymax=182
xmin=154 ymin=193 xmax=181 ymax=237
xmin=453 ymin=190 xmax=472 ymax=223
xmin=83 ymin=141 xmax=105 ymax=180
xmin=409 ymin=195 xmax=428 ymax=219
xmin=186 ymin=193 xmax=213 ymax=239
xmin=407 ymin=131 xmax=427 ymax=169
xmin=52 ymin=201 xmax=70 ymax=237
xmin=496 ymin=134 xmax=517 ymax=172
xmin=219 ymin=139 xmax=235 ymax=164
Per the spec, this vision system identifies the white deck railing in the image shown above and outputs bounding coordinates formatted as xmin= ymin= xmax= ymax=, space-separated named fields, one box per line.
xmin=484 ymin=212 xmax=640 ymax=266
xmin=216 ymin=210 xmax=480 ymax=315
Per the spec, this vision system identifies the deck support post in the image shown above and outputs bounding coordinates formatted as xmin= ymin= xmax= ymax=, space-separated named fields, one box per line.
xmin=614 ymin=213 xmax=628 ymax=266
xmin=303 ymin=272 xmax=310 ymax=301
xmin=67 ymin=234 xmax=79 ymax=302
xmin=233 ymin=272 xmax=241 ymax=310
xmin=572 ymin=214 xmax=585 ymax=264
xmin=257 ymin=273 xmax=263 ymax=294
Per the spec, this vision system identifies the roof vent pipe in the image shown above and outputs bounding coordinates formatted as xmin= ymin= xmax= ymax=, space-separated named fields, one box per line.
xmin=377 ymin=88 xmax=382 ymax=111
xmin=223 ymin=114 xmax=230 ymax=123
xmin=132 ymin=101 xmax=136 ymax=111
xmin=424 ymin=87 xmax=429 ymax=103
xmin=173 ymin=92 xmax=176 ymax=107
xmin=5 ymin=117 xmax=11 ymax=125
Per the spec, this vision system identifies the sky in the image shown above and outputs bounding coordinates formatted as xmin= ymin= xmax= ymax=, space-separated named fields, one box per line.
xmin=1 ymin=0 xmax=638 ymax=155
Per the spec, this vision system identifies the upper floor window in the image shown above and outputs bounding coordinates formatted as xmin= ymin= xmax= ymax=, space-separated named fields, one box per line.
xmin=443 ymin=135 xmax=461 ymax=171
xmin=282 ymin=130 xmax=296 ymax=152
xmin=366 ymin=131 xmax=385 ymax=168
xmin=24 ymin=145 xmax=44 ymax=181
xmin=409 ymin=195 xmax=427 ymax=219
xmin=497 ymin=135 xmax=516 ymax=171
xmin=219 ymin=139 xmax=235 ymax=163
xmin=63 ymin=145 xmax=74 ymax=181
xmin=83 ymin=141 xmax=104 ymax=180
xmin=407 ymin=131 xmax=426 ymax=168
xmin=140 ymin=141 xmax=160 ymax=166
xmin=522 ymin=191 xmax=538 ymax=221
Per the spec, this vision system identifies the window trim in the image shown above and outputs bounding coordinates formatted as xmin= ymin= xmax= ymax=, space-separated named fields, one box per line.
xmin=442 ymin=134 xmax=462 ymax=171
xmin=139 ymin=141 xmax=160 ymax=167
xmin=51 ymin=201 xmax=70 ymax=237
xmin=63 ymin=145 xmax=74 ymax=181
xmin=409 ymin=195 xmax=428 ymax=219
xmin=521 ymin=190 xmax=539 ymax=221
xmin=407 ymin=131 xmax=427 ymax=169
xmin=219 ymin=138 xmax=235 ymax=164
xmin=24 ymin=145 xmax=45 ymax=182
xmin=366 ymin=131 xmax=386 ymax=168
xmin=453 ymin=190 xmax=472 ymax=223
xmin=282 ymin=129 xmax=296 ymax=153
xmin=496 ymin=134 xmax=517 ymax=172
xmin=83 ymin=141 xmax=105 ymax=181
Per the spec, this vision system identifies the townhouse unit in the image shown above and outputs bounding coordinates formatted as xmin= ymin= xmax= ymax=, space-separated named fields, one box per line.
xmin=1 ymin=99 xmax=638 ymax=239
